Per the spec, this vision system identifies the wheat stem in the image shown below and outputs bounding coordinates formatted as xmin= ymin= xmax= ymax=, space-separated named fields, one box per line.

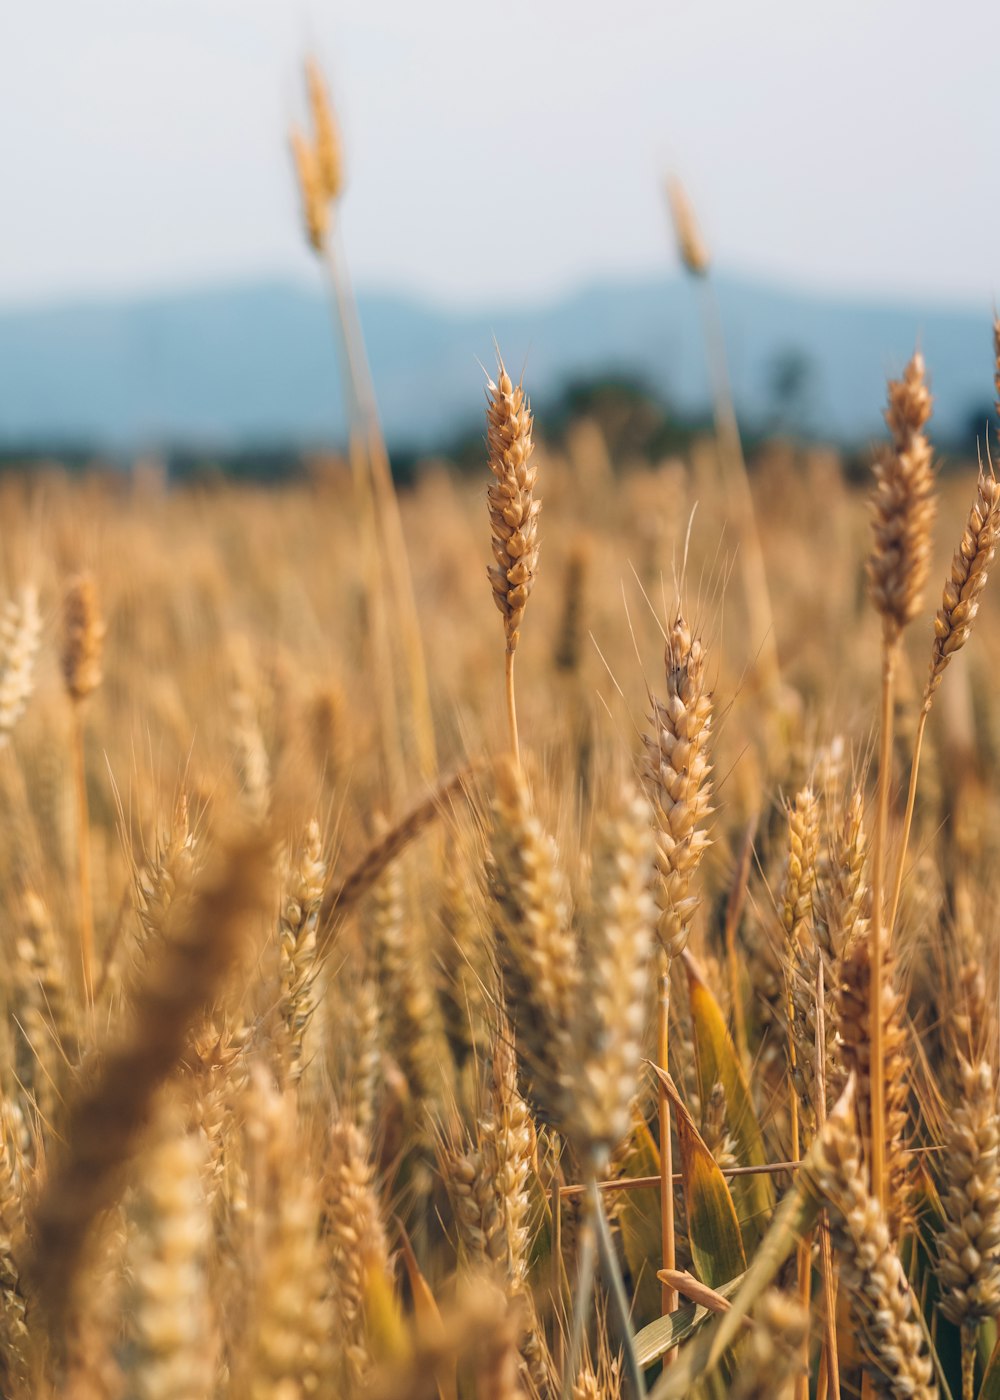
xmin=325 ymin=223 xmax=437 ymax=785
xmin=960 ymin=1324 xmax=976 ymax=1400
xmin=870 ymin=629 xmax=897 ymax=1210
xmin=887 ymin=707 xmax=926 ymax=940
xmin=658 ymin=953 xmax=677 ymax=1334
xmin=592 ymin=1179 xmax=646 ymax=1398
xmin=815 ymin=961 xmax=840 ymax=1400
xmin=561 ymin=1183 xmax=598 ymax=1400
xmin=505 ymin=650 xmax=520 ymax=769
xmin=698 ymin=280 xmax=779 ymax=697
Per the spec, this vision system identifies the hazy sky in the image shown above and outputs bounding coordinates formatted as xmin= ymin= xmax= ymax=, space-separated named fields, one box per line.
xmin=1 ymin=0 xmax=997 ymax=309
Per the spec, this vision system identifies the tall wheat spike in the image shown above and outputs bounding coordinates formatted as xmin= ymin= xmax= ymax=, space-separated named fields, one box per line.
xmin=888 ymin=467 xmax=1000 ymax=936
xmin=866 ymin=351 xmax=936 ymax=1211
xmin=486 ymin=357 xmax=540 ymax=767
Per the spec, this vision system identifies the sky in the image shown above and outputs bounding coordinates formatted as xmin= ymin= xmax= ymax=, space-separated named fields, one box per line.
xmin=0 ymin=0 xmax=997 ymax=311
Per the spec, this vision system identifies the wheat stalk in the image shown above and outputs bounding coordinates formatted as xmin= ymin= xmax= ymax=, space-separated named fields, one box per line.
xmin=888 ymin=467 xmax=1000 ymax=938
xmin=866 ymin=351 xmax=935 ymax=1213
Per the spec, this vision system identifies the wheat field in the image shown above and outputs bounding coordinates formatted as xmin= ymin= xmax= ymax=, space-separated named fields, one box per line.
xmin=0 ymin=60 xmax=999 ymax=1400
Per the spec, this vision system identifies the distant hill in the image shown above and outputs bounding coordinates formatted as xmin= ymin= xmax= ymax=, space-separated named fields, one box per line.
xmin=0 ymin=273 xmax=994 ymax=454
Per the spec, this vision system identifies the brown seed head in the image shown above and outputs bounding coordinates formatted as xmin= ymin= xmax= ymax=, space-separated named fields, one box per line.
xmin=305 ymin=58 xmax=344 ymax=203
xmin=781 ymin=787 xmax=820 ymax=953
xmin=836 ymin=931 xmax=911 ymax=1235
xmin=289 ymin=124 xmax=329 ymax=254
xmin=868 ymin=353 xmax=936 ymax=638
xmin=641 ymin=615 xmax=713 ymax=957
xmin=574 ymin=783 xmax=656 ymax=1165
xmin=486 ymin=359 xmax=540 ymax=655
xmin=666 ymin=176 xmax=711 ymax=277
xmin=489 ymin=757 xmax=577 ymax=1128
xmin=924 ymin=470 xmax=1000 ymax=709
xmin=934 ymin=1058 xmax=1000 ymax=1326
xmin=61 ymin=573 xmax=105 ymax=702
xmin=800 ymin=1079 xmax=936 ymax=1398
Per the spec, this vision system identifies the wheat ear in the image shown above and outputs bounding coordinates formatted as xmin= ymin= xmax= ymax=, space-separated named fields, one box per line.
xmin=837 ymin=930 xmax=910 ymax=1238
xmin=642 ymin=613 xmax=712 ymax=1313
xmin=325 ymin=1116 xmax=393 ymax=1387
xmin=304 ymin=57 xmax=343 ymax=203
xmin=489 ymin=757 xmax=577 ymax=1130
xmin=933 ymin=1058 xmax=1000 ymax=1400
xmin=574 ymin=782 xmax=656 ymax=1170
xmin=486 ymin=356 xmax=540 ymax=767
xmin=782 ymin=787 xmax=820 ymax=1154
xmin=642 ymin=615 xmax=714 ymax=959
xmin=289 ymin=124 xmax=328 ymax=253
xmin=276 ymin=818 xmax=326 ymax=1084
xmin=243 ymin=1069 xmax=333 ymax=1398
xmin=800 ymin=1079 xmax=936 ymax=1399
xmin=0 ymin=585 xmax=41 ymax=746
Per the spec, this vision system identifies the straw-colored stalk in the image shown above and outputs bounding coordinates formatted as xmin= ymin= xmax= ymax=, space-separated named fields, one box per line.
xmin=866 ymin=352 xmax=935 ymax=1210
xmin=294 ymin=63 xmax=437 ymax=791
xmin=642 ymin=614 xmax=712 ymax=1314
xmin=666 ymin=176 xmax=779 ymax=698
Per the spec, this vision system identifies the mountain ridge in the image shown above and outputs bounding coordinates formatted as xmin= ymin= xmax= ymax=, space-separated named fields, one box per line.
xmin=0 ymin=271 xmax=993 ymax=452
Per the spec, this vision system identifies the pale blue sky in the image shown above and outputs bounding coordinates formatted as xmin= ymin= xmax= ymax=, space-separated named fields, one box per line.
xmin=0 ymin=0 xmax=996 ymax=308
